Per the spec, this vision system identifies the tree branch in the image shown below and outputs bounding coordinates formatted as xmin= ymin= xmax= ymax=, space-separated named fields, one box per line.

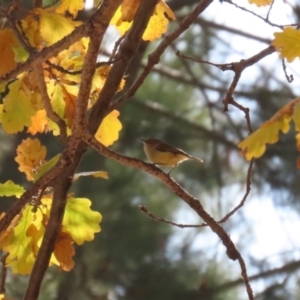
xmin=88 ymin=0 xmax=161 ymax=133
xmin=82 ymin=131 xmax=254 ymax=300
xmin=110 ymin=0 xmax=214 ymax=111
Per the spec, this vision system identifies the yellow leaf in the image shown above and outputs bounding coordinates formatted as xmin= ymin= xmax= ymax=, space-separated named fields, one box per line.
xmin=272 ymin=27 xmax=300 ymax=63
xmin=0 ymin=293 xmax=15 ymax=300
xmin=3 ymin=205 xmax=44 ymax=275
xmin=39 ymin=8 xmax=82 ymax=46
xmin=95 ymin=110 xmax=122 ymax=146
xmin=111 ymin=0 xmax=175 ymax=41
xmin=27 ymin=109 xmax=49 ymax=135
xmin=292 ymin=101 xmax=300 ymax=131
xmin=62 ymin=197 xmax=102 ymax=245
xmin=0 ymin=79 xmax=36 ymax=134
xmin=238 ymin=97 xmax=300 ymax=160
xmin=61 ymin=84 xmax=78 ymax=128
xmin=0 ymin=213 xmax=21 ymax=249
xmin=0 ymin=29 xmax=19 ymax=76
xmin=143 ymin=1 xmax=176 ymax=42
xmin=46 ymin=82 xmax=67 ymax=135
xmin=55 ymin=0 xmax=85 ymax=18
xmin=15 ymin=138 xmax=47 ymax=181
xmin=248 ymin=0 xmax=272 ymax=6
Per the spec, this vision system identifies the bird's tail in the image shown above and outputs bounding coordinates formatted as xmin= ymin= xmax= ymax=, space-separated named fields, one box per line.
xmin=190 ymin=156 xmax=203 ymax=163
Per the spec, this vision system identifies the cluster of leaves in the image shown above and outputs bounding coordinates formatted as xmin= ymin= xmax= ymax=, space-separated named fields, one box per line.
xmin=0 ymin=0 xmax=175 ymax=280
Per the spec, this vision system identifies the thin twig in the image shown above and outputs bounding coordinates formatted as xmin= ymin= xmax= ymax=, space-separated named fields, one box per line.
xmin=45 ymin=58 xmax=121 ymax=76
xmin=223 ymin=0 xmax=299 ymax=29
xmin=139 ymin=205 xmax=206 ymax=228
xmin=281 ymin=59 xmax=294 ymax=83
xmin=219 ymin=159 xmax=254 ymax=223
xmin=266 ymin=0 xmax=275 ymax=21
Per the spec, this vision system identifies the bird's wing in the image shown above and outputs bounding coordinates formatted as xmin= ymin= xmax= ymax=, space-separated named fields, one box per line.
xmin=155 ymin=141 xmax=187 ymax=155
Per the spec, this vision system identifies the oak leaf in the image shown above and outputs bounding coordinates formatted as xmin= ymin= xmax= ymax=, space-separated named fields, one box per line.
xmin=111 ymin=0 xmax=176 ymax=41
xmin=62 ymin=197 xmax=102 ymax=245
xmin=3 ymin=205 xmax=44 ymax=274
xmin=28 ymin=110 xmax=49 ymax=135
xmin=238 ymin=97 xmax=300 ymax=163
xmin=15 ymin=138 xmax=47 ymax=181
xmin=272 ymin=27 xmax=300 ymax=63
xmin=52 ymin=231 xmax=75 ymax=271
xmin=0 ymin=79 xmax=36 ymax=134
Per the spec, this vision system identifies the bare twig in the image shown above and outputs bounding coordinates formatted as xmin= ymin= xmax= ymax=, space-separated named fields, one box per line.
xmin=45 ymin=58 xmax=120 ymax=76
xmin=221 ymin=46 xmax=275 ymax=119
xmin=139 ymin=205 xmax=206 ymax=228
xmin=282 ymin=59 xmax=294 ymax=83
xmin=266 ymin=0 xmax=275 ymax=21
xmin=223 ymin=0 xmax=299 ymax=29
xmin=219 ymin=159 xmax=254 ymax=223
xmin=111 ymin=36 xmax=124 ymax=59
xmin=175 ymin=47 xmax=276 ymax=133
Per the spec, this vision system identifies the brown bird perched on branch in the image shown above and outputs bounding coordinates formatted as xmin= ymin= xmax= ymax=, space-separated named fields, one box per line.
xmin=141 ymin=138 xmax=203 ymax=174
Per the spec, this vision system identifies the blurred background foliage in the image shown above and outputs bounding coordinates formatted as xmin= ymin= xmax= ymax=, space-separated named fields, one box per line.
xmin=1 ymin=0 xmax=300 ymax=299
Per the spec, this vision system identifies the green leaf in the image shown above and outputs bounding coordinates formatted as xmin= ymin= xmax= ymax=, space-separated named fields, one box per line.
xmin=0 ymin=181 xmax=25 ymax=198
xmin=62 ymin=197 xmax=102 ymax=245
xmin=33 ymin=154 xmax=61 ymax=182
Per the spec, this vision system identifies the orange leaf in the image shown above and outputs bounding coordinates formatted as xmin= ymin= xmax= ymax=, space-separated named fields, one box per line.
xmin=27 ymin=110 xmax=48 ymax=135
xmin=53 ymin=232 xmax=75 ymax=271
xmin=0 ymin=29 xmax=19 ymax=76
xmin=248 ymin=0 xmax=272 ymax=6
xmin=15 ymin=138 xmax=47 ymax=181
xmin=121 ymin=0 xmax=140 ymax=22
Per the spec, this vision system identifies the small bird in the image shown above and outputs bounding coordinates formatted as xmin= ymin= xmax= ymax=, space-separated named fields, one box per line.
xmin=141 ymin=138 xmax=203 ymax=174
